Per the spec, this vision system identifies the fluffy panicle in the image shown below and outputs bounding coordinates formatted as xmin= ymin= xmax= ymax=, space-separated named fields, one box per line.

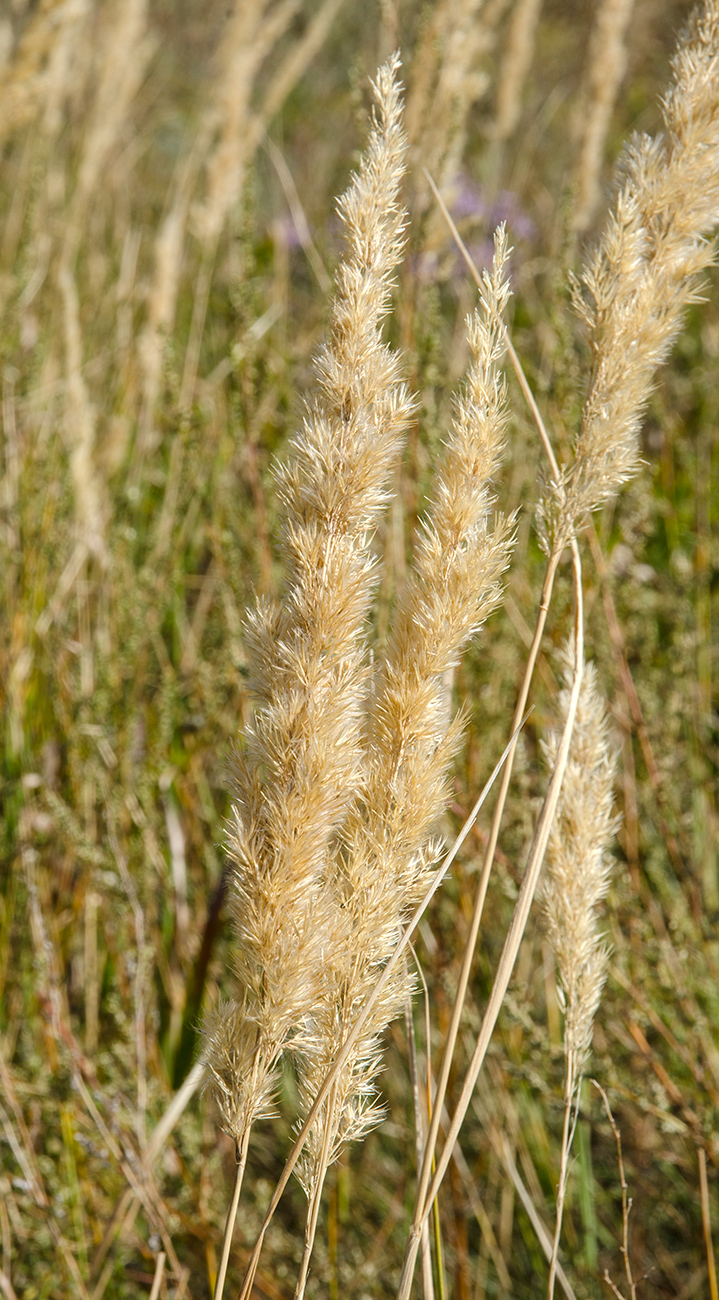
xmin=203 ymin=999 xmax=280 ymax=1142
xmin=542 ymin=0 xmax=719 ymax=549
xmin=357 ymin=224 xmax=515 ymax=905
xmin=542 ymin=649 xmax=618 ymax=1071
xmin=296 ymin=227 xmax=516 ymax=1199
xmin=203 ymin=55 xmax=413 ymax=1142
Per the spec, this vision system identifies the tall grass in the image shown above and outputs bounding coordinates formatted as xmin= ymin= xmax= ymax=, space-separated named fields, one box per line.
xmin=1 ymin=2 xmax=718 ymax=1298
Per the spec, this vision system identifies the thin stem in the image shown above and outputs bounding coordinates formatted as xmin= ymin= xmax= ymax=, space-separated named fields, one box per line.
xmin=148 ymin=1253 xmax=166 ymax=1300
xmin=593 ymin=1081 xmax=636 ymax=1300
xmin=424 ymin=169 xmax=561 ymax=486
xmin=409 ymin=166 xmax=569 ymax=1242
xmin=699 ymin=1147 xmax=719 ymax=1300
xmin=294 ymin=1086 xmax=337 ymax=1300
xmin=236 ymin=729 xmax=524 ymax=1300
xmin=425 ymin=1070 xmax=447 ymax=1300
xmin=431 ymin=1181 xmax=447 ymax=1300
xmin=410 ymin=955 xmax=445 ymax=1300
xmin=180 ymin=242 xmax=215 ymax=410
xmin=406 ymin=988 xmax=435 ymax=1300
xmin=546 ymin=1057 xmax=579 ymax=1299
xmin=397 ymin=541 xmax=584 ymax=1300
xmin=408 ymin=544 xmax=561 ymax=1249
xmin=498 ymin=1136 xmax=577 ymax=1300
xmin=214 ymin=1125 xmax=251 ymax=1300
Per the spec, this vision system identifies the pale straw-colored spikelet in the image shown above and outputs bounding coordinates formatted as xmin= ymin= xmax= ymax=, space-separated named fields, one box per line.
xmin=295 ymin=227 xmax=516 ymax=1202
xmin=203 ymin=54 xmax=414 ymax=1145
xmin=544 ymin=0 xmax=719 ymax=548
xmin=358 ymin=225 xmax=516 ymax=906
xmin=572 ymin=0 xmax=636 ymax=233
xmin=193 ymin=0 xmax=299 ymax=250
xmin=493 ymin=0 xmax=543 ymax=142
xmin=542 ymin=648 xmax=618 ymax=1072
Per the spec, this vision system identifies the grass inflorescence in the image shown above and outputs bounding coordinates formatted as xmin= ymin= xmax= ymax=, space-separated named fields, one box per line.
xmin=1 ymin=2 xmax=718 ymax=1298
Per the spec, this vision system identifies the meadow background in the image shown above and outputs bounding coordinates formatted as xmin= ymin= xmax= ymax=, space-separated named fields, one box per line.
xmin=0 ymin=0 xmax=718 ymax=1296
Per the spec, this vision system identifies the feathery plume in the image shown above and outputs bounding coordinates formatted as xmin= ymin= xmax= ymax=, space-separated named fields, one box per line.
xmin=542 ymin=646 xmax=618 ymax=1298
xmin=542 ymin=648 xmax=617 ymax=1074
xmin=204 ymin=52 xmax=414 ymax=1149
xmin=294 ymin=228 xmax=516 ymax=1259
xmin=544 ymin=0 xmax=719 ymax=548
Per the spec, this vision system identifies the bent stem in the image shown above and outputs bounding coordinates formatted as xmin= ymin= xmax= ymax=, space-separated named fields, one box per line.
xmin=593 ymin=1081 xmax=637 ymax=1300
xmin=546 ymin=1055 xmax=581 ymax=1299
xmin=214 ymin=1124 xmax=251 ymax=1300
xmin=396 ymin=539 xmax=584 ymax=1300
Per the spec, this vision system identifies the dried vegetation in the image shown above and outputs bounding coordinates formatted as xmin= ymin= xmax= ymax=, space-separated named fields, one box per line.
xmin=1 ymin=2 xmax=718 ymax=1298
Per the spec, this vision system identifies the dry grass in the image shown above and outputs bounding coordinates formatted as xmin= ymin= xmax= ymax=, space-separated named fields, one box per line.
xmin=1 ymin=2 xmax=718 ymax=1298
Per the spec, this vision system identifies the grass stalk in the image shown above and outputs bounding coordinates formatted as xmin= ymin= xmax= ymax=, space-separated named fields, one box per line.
xmin=148 ymin=1252 xmax=166 ymax=1300
xmin=498 ymin=1136 xmax=577 ymax=1300
xmin=213 ymin=1125 xmax=251 ymax=1300
xmin=294 ymin=1085 xmax=337 ymax=1300
xmin=396 ymin=539 xmax=584 ymax=1300
xmin=594 ymin=1082 xmax=637 ymax=1300
xmin=404 ymin=168 xmax=568 ymax=1269
xmin=405 ymin=998 xmax=435 ymax=1300
xmin=401 ymin=541 xmax=561 ymax=1240
xmin=699 ymin=1147 xmax=719 ymax=1300
xmin=546 ymin=1062 xmax=580 ymax=1299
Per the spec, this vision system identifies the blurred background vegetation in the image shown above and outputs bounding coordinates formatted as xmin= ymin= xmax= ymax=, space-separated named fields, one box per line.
xmin=0 ymin=0 xmax=717 ymax=1296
